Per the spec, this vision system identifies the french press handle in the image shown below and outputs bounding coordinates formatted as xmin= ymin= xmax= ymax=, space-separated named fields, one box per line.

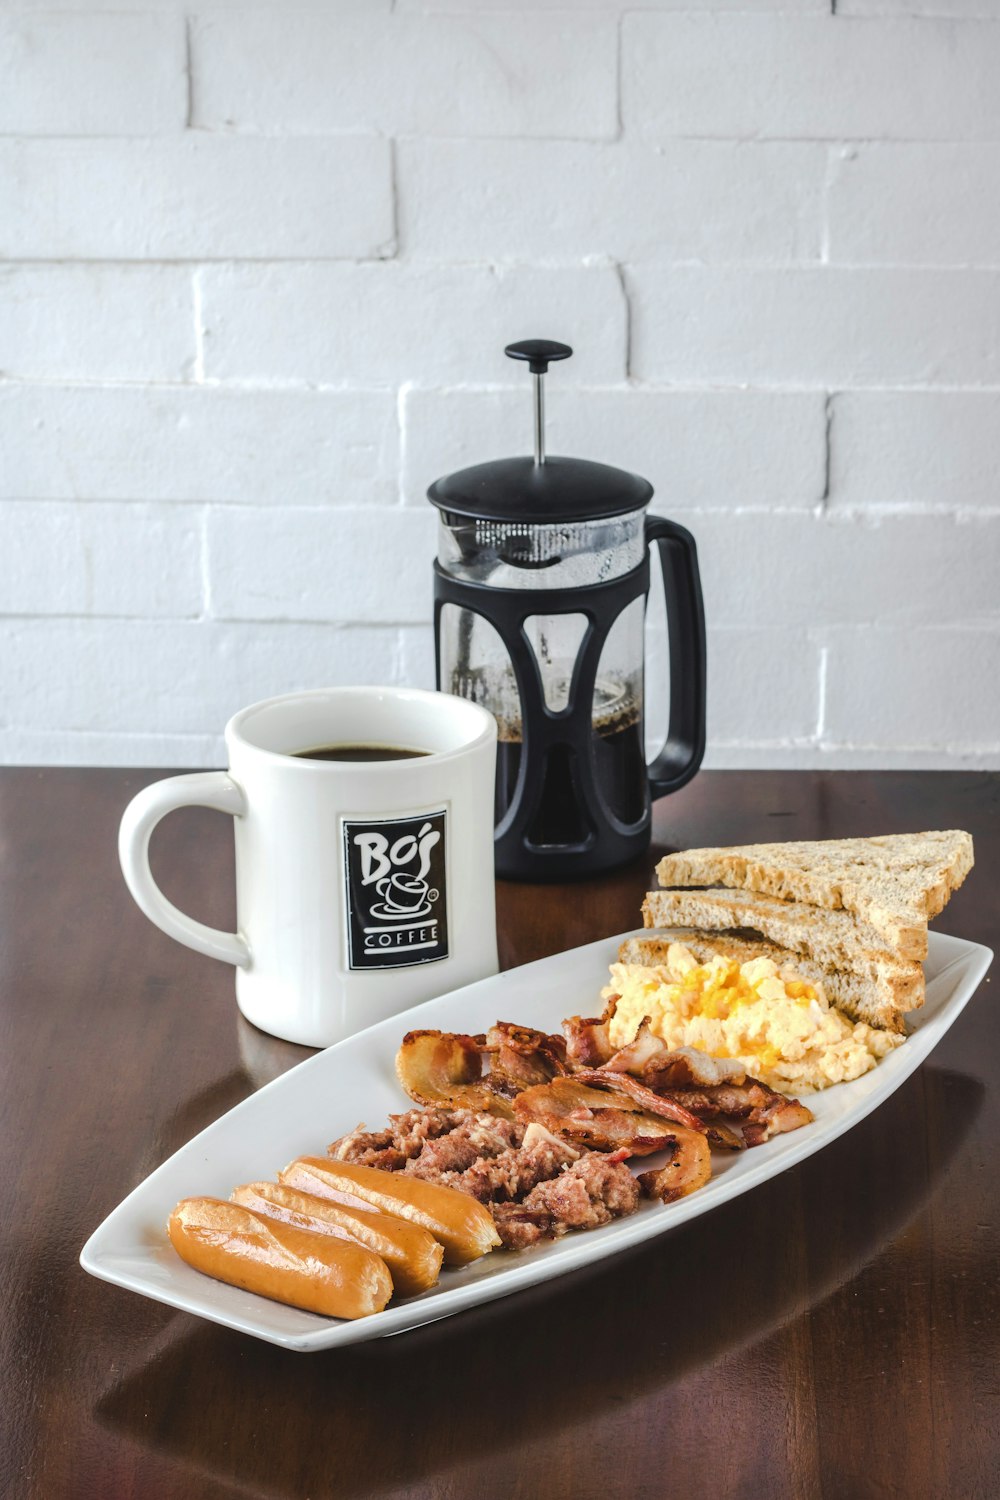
xmin=645 ymin=515 xmax=707 ymax=799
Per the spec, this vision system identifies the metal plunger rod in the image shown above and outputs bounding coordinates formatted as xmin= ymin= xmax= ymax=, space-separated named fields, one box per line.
xmin=532 ymin=371 xmax=545 ymax=465
xmin=503 ymin=340 xmax=573 ymax=469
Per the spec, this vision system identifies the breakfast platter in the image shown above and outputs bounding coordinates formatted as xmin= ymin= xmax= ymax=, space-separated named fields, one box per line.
xmin=80 ymin=925 xmax=992 ymax=1352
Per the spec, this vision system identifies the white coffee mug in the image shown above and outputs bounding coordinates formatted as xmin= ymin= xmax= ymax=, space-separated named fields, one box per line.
xmin=118 ymin=687 xmax=499 ymax=1047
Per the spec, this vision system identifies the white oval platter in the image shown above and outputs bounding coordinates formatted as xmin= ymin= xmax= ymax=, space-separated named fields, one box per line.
xmin=80 ymin=929 xmax=992 ymax=1352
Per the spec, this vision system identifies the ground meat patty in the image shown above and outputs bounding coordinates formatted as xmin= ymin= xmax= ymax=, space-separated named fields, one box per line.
xmin=488 ymin=1205 xmax=553 ymax=1252
xmin=452 ymin=1136 xmax=580 ymax=1203
xmin=403 ymin=1114 xmax=525 ymax=1180
xmin=491 ymin=1153 xmax=640 ymax=1250
xmin=329 ymin=1107 xmax=468 ymax=1170
xmin=522 ymin=1153 xmax=640 ymax=1228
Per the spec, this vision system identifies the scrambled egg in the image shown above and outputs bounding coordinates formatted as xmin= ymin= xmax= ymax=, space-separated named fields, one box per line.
xmin=604 ymin=944 xmax=903 ymax=1094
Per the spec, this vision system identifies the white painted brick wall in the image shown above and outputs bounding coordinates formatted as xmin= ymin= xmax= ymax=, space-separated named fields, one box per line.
xmin=190 ymin=12 xmax=618 ymax=140
xmin=824 ymin=629 xmax=1000 ymax=748
xmin=837 ymin=2 xmax=997 ymax=16
xmin=205 ymin=508 xmax=436 ymax=623
xmin=1 ymin=2 xmax=998 ymax=771
xmin=399 ymin=0 xmax=833 ymax=9
xmin=0 ymin=137 xmax=395 ymax=260
xmin=827 ymin=144 xmax=1000 ymax=267
xmin=0 ymin=386 xmax=399 ymax=505
xmin=397 ymin=140 xmax=826 ymax=264
xmin=623 ymin=15 xmax=1000 ymax=141
xmin=198 ymin=264 xmax=627 ymax=386
xmin=628 ymin=268 xmax=1000 ymax=387
xmin=1 ymin=265 xmax=195 ymax=382
xmin=0 ymin=13 xmax=186 ymax=136
xmin=0 ymin=502 xmax=203 ymax=618
xmin=0 ymin=620 xmax=405 ymax=737
xmin=689 ymin=513 xmax=1000 ymax=631
xmin=829 ymin=393 xmax=1000 ymax=511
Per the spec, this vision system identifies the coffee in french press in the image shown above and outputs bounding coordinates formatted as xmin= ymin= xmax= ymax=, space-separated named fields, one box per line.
xmin=429 ymin=339 xmax=706 ymax=882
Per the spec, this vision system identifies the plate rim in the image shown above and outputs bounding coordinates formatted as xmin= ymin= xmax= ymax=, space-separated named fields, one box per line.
xmin=80 ymin=928 xmax=993 ymax=1352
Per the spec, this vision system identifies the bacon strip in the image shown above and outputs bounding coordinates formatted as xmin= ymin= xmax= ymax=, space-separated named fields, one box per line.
xmin=616 ymin=1041 xmax=751 ymax=1090
xmin=570 ymin=1068 xmax=707 ymax=1132
xmin=483 ymin=1021 xmax=569 ymax=1096
xmin=562 ymin=1017 xmax=614 ymax=1068
xmin=394 ymin=1030 xmax=516 ymax=1119
xmin=513 ymin=1077 xmax=699 ymax=1156
xmin=583 ymin=1042 xmax=813 ymax=1148
xmin=637 ymin=1127 xmax=712 ymax=1202
xmin=600 ymin=1018 xmax=674 ymax=1077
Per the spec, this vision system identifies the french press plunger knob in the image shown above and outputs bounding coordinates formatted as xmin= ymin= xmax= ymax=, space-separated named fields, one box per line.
xmin=503 ymin=338 xmax=573 ymax=463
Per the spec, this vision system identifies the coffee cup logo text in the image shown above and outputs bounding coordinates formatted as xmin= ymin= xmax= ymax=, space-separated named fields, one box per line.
xmin=342 ymin=811 xmax=449 ymax=971
xmin=354 ymin=822 xmax=441 ymax=886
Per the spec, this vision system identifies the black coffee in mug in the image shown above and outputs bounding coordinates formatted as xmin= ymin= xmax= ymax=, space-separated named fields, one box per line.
xmin=293 ymin=745 xmax=430 ymax=763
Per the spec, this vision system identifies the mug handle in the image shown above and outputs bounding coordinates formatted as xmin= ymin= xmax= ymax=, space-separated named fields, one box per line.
xmin=645 ymin=515 xmax=707 ymax=800
xmin=118 ymin=772 xmax=251 ymax=967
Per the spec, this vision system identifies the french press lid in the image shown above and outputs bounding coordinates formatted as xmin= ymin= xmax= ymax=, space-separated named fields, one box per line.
xmin=426 ymin=341 xmax=653 ymax=524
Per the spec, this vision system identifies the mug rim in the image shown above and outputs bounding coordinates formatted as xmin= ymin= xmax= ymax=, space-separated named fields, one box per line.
xmin=225 ymin=685 xmax=497 ymax=770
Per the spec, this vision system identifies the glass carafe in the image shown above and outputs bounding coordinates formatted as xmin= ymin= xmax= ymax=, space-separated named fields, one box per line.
xmin=438 ymin=510 xmax=647 ymax=835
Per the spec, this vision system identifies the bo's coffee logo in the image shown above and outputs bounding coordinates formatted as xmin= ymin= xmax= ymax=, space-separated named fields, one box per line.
xmin=343 ymin=810 xmax=448 ymax=970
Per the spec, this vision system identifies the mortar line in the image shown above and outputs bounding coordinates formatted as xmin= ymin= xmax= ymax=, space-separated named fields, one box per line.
xmin=614 ymin=12 xmax=625 ymax=143
xmin=395 ymin=382 xmax=409 ymax=507
xmin=183 ymin=14 xmax=193 ymax=132
xmin=819 ymin=142 xmax=837 ymax=265
xmin=816 ymin=643 xmax=829 ymax=743
xmin=387 ymin=135 xmax=400 ymax=260
xmin=615 ymin=261 xmax=632 ymax=382
xmin=198 ymin=503 xmax=212 ymax=622
xmin=190 ymin=268 xmax=205 ymax=385
xmin=820 ymin=392 xmax=833 ymax=511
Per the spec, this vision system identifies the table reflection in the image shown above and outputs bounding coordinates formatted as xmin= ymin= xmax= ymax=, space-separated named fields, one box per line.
xmin=93 ymin=1065 xmax=983 ymax=1500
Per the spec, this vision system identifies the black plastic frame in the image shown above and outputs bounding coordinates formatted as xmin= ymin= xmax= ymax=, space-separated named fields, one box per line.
xmin=433 ymin=516 xmax=706 ymax=882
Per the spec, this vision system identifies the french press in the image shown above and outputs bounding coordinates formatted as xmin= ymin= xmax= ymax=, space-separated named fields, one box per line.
xmin=430 ymin=340 xmax=706 ymax=881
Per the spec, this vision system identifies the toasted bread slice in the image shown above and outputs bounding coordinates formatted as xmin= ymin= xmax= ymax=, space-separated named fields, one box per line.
xmin=619 ymin=930 xmax=913 ymax=1034
xmin=643 ymin=887 xmax=912 ymax=968
xmin=654 ymin=831 xmax=973 ymax=960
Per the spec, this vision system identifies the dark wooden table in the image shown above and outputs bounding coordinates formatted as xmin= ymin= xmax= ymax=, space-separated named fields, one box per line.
xmin=2 ymin=768 xmax=998 ymax=1500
